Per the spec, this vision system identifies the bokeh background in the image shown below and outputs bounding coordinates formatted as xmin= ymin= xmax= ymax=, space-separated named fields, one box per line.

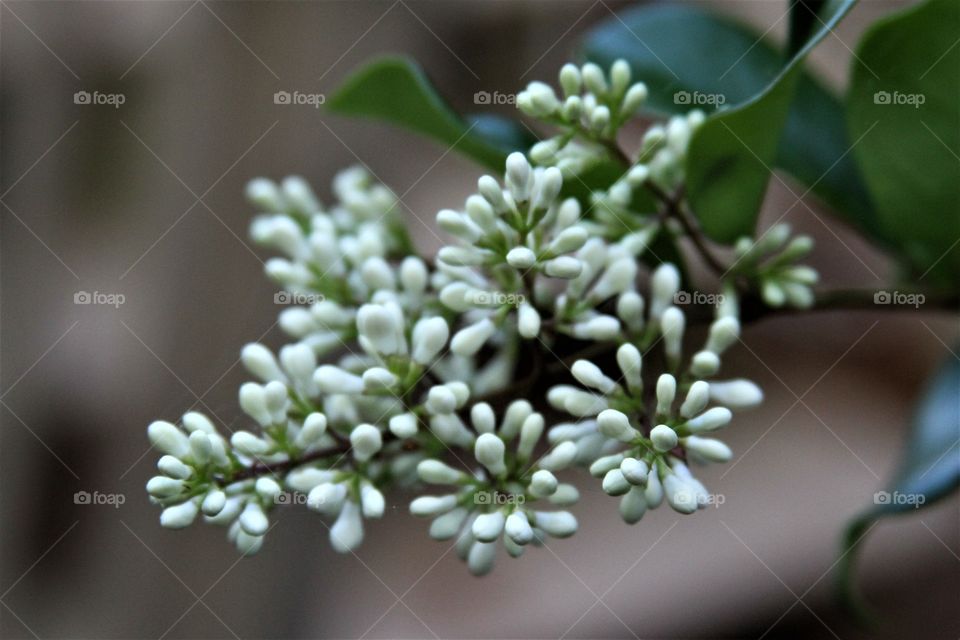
xmin=2 ymin=1 xmax=957 ymax=638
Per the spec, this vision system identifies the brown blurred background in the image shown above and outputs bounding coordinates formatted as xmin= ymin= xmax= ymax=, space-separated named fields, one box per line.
xmin=2 ymin=1 xmax=957 ymax=638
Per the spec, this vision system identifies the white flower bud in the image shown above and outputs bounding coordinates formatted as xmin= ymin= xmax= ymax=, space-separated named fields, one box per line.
xmin=581 ymin=62 xmax=607 ymax=94
xmin=467 ymin=540 xmax=497 ymax=576
xmin=350 ymin=424 xmax=382 ymax=461
xmin=418 ymin=459 xmax=465 ymax=484
xmin=473 ymin=511 xmax=506 ymax=542
xmin=360 ymin=484 xmax=385 ymax=518
xmin=231 ymin=430 xmax=270 ymax=456
xmin=685 ymin=407 xmax=733 ymax=433
xmin=241 ymin=343 xmax=286 ymax=383
xmin=532 ymin=167 xmax=563 ymax=211
xmin=357 ymin=304 xmax=404 ymax=355
xmin=475 ymin=178 xmax=505 ymax=216
xmin=591 ymin=258 xmax=637 ymax=301
xmin=410 ymin=494 xmax=458 ymax=517
xmin=616 ymin=343 xmax=643 ymax=391
xmin=426 ymin=385 xmax=458 ymax=415
xmin=361 ymin=367 xmax=396 ymax=391
xmin=664 ymin=474 xmax=699 ymax=514
xmin=590 ymin=452 xmax=625 ymax=477
xmin=470 ymin=403 xmax=496 ymax=434
xmin=238 ymin=383 xmax=272 ymax=427
xmin=280 ymin=175 xmax=319 ymax=214
xmin=559 ymin=63 xmax=582 ymax=96
xmin=296 ymin=413 xmax=328 ymax=448
xmin=430 ymin=507 xmax=468 ymax=540
xmin=518 ymin=303 xmax=541 ymax=339
xmin=538 ymin=441 xmax=577 ymax=471
xmin=330 ymin=500 xmax=364 ymax=553
xmin=239 ymin=503 xmax=269 ymax=536
xmin=506 ymin=246 xmax=537 ymax=269
xmin=286 ymin=468 xmax=335 ymax=493
xmin=475 ymin=433 xmax=507 ymax=476
xmin=650 ymin=263 xmax=681 ymax=320
xmin=571 ymin=360 xmax=617 ymax=394
xmin=550 ymin=483 xmax=580 ymax=506
xmin=530 ymin=138 xmax=561 ymax=164
xmin=148 ymin=421 xmax=190 ymax=458
xmin=563 ymin=389 xmax=608 ymax=417
xmin=645 ymin=466 xmax=664 ymax=507
xmin=655 ymin=374 xmax=676 ymax=415
xmin=201 ymin=490 xmax=227 ymax=517
xmin=705 ymin=317 xmax=740 ymax=355
xmin=410 ymin=316 xmax=449 ymax=365
xmin=307 ymin=482 xmax=346 ymax=515
xmin=617 ymin=291 xmax=645 ymax=333
xmin=529 ymin=469 xmax=559 ymax=497
xmin=450 ymin=318 xmax=495 ymax=356
xmin=690 ymin=350 xmax=720 ymax=377
xmin=314 ymin=365 xmax=364 ymax=394
xmin=389 ymin=412 xmax=418 ymax=439
xmin=603 ymin=468 xmax=631 ymax=496
xmin=534 ymin=511 xmax=578 ymax=537
xmin=650 ymin=424 xmax=678 ymax=452
xmin=544 ymin=256 xmax=583 ymax=279
xmin=685 ymin=435 xmax=733 ymax=462
xmin=255 ymin=477 xmax=282 ymax=503
xmin=620 ymin=457 xmax=649 ymax=485
xmin=160 ymin=500 xmax=199 ymax=529
xmin=571 ymin=315 xmax=620 ymax=340
xmin=505 ymin=511 xmax=535 ymax=545
xmin=158 ymin=455 xmax=192 ymax=479
xmin=246 ymin=177 xmax=283 ymax=210
xmin=147 ymin=476 xmax=184 ymax=498
xmin=708 ymin=379 xmax=763 ymax=409
xmin=263 ymin=380 xmax=289 ymax=424
xmin=279 ymin=343 xmax=316 ymax=386
xmin=621 ymin=82 xmax=648 ymax=116
xmin=517 ymin=413 xmax=544 ymax=460
xmin=597 ymin=409 xmax=636 ymax=442
xmin=620 ymin=487 xmax=648 ymax=524
xmin=360 ymin=256 xmax=396 ymax=292
xmin=181 ymin=412 xmax=216 ymax=435
xmin=505 ymin=152 xmax=533 ymax=202
xmin=235 ymin=531 xmax=264 ymax=556
xmin=680 ymin=381 xmax=711 ymax=418
xmin=661 ymin=306 xmax=685 ymax=363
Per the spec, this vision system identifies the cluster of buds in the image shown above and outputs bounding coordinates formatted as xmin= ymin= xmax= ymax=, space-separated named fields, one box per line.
xmin=411 ymin=400 xmax=579 ymax=575
xmin=730 ymin=223 xmax=818 ymax=308
xmin=141 ymin=58 xmax=814 ymax=575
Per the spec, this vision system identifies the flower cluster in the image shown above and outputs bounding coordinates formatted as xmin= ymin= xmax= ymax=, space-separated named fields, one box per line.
xmin=145 ymin=58 xmax=818 ymax=574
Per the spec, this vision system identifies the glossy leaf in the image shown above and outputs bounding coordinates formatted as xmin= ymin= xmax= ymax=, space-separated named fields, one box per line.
xmin=846 ymin=0 xmax=960 ymax=284
xmin=328 ymin=57 xmax=522 ymax=172
xmin=837 ymin=355 xmax=960 ymax=618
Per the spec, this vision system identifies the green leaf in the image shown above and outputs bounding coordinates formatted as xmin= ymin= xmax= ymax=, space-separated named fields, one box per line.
xmin=685 ymin=0 xmax=857 ymax=242
xmin=846 ymin=0 xmax=960 ymax=284
xmin=463 ymin=113 xmax=537 ymax=157
xmin=837 ymin=355 xmax=960 ymax=619
xmin=580 ymin=2 xmax=872 ymax=243
xmin=327 ymin=57 xmax=522 ymax=172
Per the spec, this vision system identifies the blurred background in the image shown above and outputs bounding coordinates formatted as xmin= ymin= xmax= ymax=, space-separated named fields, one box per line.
xmin=2 ymin=0 xmax=957 ymax=638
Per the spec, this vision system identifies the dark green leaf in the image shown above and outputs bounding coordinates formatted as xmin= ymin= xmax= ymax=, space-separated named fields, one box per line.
xmin=580 ymin=2 xmax=872 ymax=243
xmin=846 ymin=0 xmax=960 ymax=284
xmin=327 ymin=57 xmax=518 ymax=172
xmin=837 ymin=355 xmax=960 ymax=619
xmin=463 ymin=113 xmax=537 ymax=157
